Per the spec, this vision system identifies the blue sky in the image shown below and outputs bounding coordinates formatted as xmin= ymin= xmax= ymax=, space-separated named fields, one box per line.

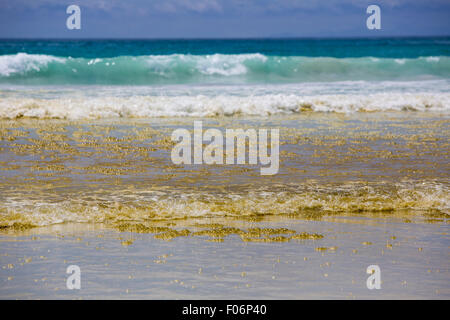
xmin=1 ymin=0 xmax=449 ymax=38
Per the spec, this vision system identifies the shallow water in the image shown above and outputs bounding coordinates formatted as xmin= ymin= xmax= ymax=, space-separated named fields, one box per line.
xmin=1 ymin=217 xmax=448 ymax=299
xmin=0 ymin=112 xmax=448 ymax=298
xmin=0 ymin=113 xmax=448 ymax=230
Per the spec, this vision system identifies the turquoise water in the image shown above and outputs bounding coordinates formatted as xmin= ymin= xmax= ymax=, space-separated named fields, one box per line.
xmin=0 ymin=38 xmax=449 ymax=85
xmin=0 ymin=38 xmax=449 ymax=118
xmin=2 ymin=38 xmax=449 ymax=58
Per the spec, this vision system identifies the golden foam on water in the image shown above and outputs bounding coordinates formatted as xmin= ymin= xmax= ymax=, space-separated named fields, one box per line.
xmin=0 ymin=114 xmax=448 ymax=241
xmin=114 ymin=221 xmax=325 ymax=242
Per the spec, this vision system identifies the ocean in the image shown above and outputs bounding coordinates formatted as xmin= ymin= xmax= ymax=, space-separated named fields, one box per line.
xmin=0 ymin=38 xmax=449 ymax=118
xmin=0 ymin=38 xmax=449 ymax=299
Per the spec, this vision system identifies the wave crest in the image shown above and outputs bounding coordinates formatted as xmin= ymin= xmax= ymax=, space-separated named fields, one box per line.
xmin=0 ymin=181 xmax=447 ymax=229
xmin=0 ymin=53 xmax=65 ymax=77
xmin=0 ymin=53 xmax=449 ymax=84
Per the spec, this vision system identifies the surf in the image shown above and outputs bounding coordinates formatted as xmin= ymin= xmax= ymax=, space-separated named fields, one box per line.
xmin=0 ymin=52 xmax=449 ymax=85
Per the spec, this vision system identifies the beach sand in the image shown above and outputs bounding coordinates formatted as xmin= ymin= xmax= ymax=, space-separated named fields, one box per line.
xmin=1 ymin=217 xmax=448 ymax=299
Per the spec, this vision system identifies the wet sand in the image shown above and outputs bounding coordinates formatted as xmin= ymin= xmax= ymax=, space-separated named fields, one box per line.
xmin=0 ymin=112 xmax=449 ymax=298
xmin=1 ymin=216 xmax=449 ymax=299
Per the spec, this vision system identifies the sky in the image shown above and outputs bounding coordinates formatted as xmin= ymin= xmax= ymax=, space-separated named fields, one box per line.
xmin=0 ymin=0 xmax=449 ymax=38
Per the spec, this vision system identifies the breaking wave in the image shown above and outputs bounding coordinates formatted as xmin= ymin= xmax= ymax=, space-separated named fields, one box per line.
xmin=0 ymin=92 xmax=448 ymax=119
xmin=0 ymin=181 xmax=448 ymax=229
xmin=1 ymin=53 xmax=449 ymax=85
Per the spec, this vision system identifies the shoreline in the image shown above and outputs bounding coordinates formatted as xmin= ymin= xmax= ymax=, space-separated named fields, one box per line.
xmin=1 ymin=216 xmax=448 ymax=299
xmin=0 ymin=112 xmax=448 ymax=299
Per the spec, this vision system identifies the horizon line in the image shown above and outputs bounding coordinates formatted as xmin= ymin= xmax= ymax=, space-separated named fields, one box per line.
xmin=0 ymin=35 xmax=449 ymax=41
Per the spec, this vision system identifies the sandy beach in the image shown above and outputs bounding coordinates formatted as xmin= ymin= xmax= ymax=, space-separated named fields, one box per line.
xmin=0 ymin=37 xmax=449 ymax=299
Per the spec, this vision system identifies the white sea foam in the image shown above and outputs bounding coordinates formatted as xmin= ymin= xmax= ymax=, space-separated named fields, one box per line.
xmin=425 ymin=56 xmax=440 ymax=62
xmin=0 ymin=53 xmax=66 ymax=76
xmin=0 ymin=92 xmax=448 ymax=119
